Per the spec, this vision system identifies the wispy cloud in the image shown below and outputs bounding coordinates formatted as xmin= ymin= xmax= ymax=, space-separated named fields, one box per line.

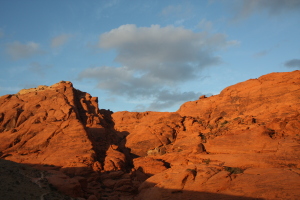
xmin=233 ymin=0 xmax=300 ymax=20
xmin=161 ymin=5 xmax=183 ymax=16
xmin=6 ymin=41 xmax=44 ymax=60
xmin=253 ymin=44 xmax=280 ymax=58
xmin=197 ymin=19 xmax=213 ymax=31
xmin=285 ymin=59 xmax=300 ymax=68
xmin=160 ymin=3 xmax=194 ymax=25
xmin=29 ymin=62 xmax=52 ymax=77
xmin=253 ymin=50 xmax=268 ymax=58
xmin=51 ymin=34 xmax=72 ymax=48
xmin=95 ymin=0 xmax=121 ymax=19
xmin=79 ymin=24 xmax=238 ymax=111
xmin=147 ymin=90 xmax=201 ymax=111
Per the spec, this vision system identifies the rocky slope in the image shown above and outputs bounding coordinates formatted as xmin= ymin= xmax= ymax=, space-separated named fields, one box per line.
xmin=113 ymin=71 xmax=300 ymax=200
xmin=0 ymin=81 xmax=130 ymax=199
xmin=0 ymin=71 xmax=300 ymax=200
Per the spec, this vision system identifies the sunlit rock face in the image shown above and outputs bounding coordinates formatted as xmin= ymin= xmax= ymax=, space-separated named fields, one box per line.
xmin=1 ymin=71 xmax=300 ymax=200
xmin=0 ymin=81 xmax=95 ymax=173
xmin=113 ymin=70 xmax=300 ymax=200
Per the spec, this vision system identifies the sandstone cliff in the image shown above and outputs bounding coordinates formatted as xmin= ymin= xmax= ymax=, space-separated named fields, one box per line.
xmin=113 ymin=71 xmax=300 ymax=200
xmin=0 ymin=71 xmax=300 ymax=200
xmin=0 ymin=81 xmax=130 ymax=199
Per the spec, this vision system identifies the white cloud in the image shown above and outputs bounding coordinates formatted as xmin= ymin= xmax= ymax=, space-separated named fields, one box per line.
xmin=285 ymin=59 xmax=300 ymax=68
xmin=79 ymin=24 xmax=237 ymax=111
xmin=99 ymin=24 xmax=235 ymax=71
xmin=51 ymin=34 xmax=72 ymax=48
xmin=6 ymin=41 xmax=43 ymax=60
xmin=79 ymin=66 xmax=160 ymax=97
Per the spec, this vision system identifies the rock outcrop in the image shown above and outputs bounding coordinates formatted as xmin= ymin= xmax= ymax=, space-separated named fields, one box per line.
xmin=112 ymin=71 xmax=300 ymax=200
xmin=0 ymin=81 xmax=104 ymax=174
xmin=1 ymin=71 xmax=300 ymax=200
xmin=0 ymin=81 xmax=131 ymax=199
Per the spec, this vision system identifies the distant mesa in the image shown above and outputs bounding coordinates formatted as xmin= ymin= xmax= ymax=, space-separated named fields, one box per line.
xmin=0 ymin=70 xmax=300 ymax=200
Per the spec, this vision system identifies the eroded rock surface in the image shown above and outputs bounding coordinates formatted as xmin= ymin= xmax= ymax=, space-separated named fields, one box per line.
xmin=112 ymin=71 xmax=300 ymax=200
xmin=0 ymin=81 xmax=132 ymax=199
xmin=0 ymin=81 xmax=103 ymax=174
xmin=1 ymin=71 xmax=300 ymax=200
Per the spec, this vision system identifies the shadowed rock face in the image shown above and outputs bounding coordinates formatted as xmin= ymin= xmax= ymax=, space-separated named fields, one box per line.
xmin=1 ymin=71 xmax=300 ymax=200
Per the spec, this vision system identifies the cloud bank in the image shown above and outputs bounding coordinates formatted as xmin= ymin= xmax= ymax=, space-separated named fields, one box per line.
xmin=79 ymin=24 xmax=237 ymax=111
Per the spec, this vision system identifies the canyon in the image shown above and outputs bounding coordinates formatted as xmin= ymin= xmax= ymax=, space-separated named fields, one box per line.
xmin=0 ymin=71 xmax=300 ymax=200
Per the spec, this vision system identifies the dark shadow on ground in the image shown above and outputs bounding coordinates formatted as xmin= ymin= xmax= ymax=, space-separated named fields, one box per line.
xmin=0 ymin=159 xmax=268 ymax=200
xmin=137 ymin=179 xmax=265 ymax=200
xmin=0 ymin=159 xmax=73 ymax=200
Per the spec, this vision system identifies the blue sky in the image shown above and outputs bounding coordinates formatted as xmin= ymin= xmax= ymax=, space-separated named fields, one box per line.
xmin=0 ymin=0 xmax=300 ymax=112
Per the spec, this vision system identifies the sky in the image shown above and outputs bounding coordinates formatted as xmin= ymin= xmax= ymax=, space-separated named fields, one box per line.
xmin=0 ymin=0 xmax=300 ymax=112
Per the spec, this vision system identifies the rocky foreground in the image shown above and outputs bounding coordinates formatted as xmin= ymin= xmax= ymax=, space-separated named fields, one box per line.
xmin=0 ymin=71 xmax=300 ymax=200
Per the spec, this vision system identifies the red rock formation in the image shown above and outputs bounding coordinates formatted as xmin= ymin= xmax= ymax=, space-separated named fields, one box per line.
xmin=0 ymin=81 xmax=95 ymax=174
xmin=112 ymin=111 xmax=185 ymax=157
xmin=0 ymin=81 xmax=129 ymax=199
xmin=112 ymin=70 xmax=300 ymax=200
xmin=1 ymin=71 xmax=300 ymax=200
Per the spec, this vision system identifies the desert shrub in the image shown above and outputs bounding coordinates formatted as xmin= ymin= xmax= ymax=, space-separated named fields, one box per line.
xmin=220 ymin=120 xmax=229 ymax=127
xmin=207 ymin=124 xmax=213 ymax=130
xmin=199 ymin=133 xmax=207 ymax=143
xmin=202 ymin=158 xmax=210 ymax=165
xmin=224 ymin=166 xmax=244 ymax=174
xmin=266 ymin=128 xmax=276 ymax=138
